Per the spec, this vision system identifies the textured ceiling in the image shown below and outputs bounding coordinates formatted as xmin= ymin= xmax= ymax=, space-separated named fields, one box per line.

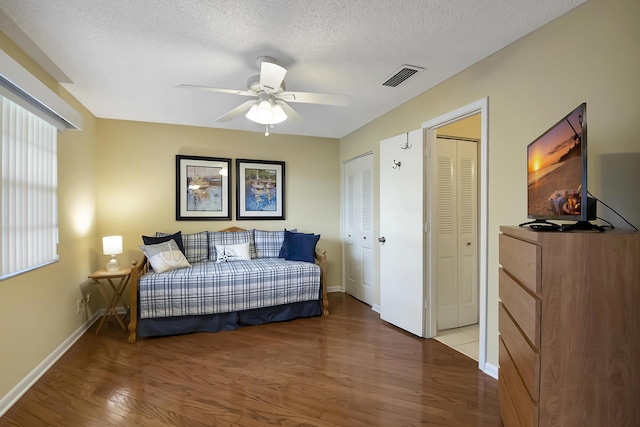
xmin=0 ymin=0 xmax=588 ymax=138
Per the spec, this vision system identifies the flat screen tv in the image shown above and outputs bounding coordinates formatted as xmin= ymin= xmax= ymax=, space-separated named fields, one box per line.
xmin=524 ymin=102 xmax=599 ymax=231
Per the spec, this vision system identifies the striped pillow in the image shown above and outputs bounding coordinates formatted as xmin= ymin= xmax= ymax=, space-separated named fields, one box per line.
xmin=157 ymin=231 xmax=208 ymax=264
xmin=254 ymin=229 xmax=287 ymax=258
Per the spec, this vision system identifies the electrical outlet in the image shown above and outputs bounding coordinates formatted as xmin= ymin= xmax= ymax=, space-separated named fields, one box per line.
xmin=76 ymin=299 xmax=83 ymax=315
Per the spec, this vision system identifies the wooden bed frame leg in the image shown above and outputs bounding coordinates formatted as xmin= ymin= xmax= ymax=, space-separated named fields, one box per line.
xmin=322 ymin=288 xmax=329 ymax=316
xmin=316 ymin=250 xmax=329 ymax=316
xmin=128 ymin=259 xmax=141 ymax=343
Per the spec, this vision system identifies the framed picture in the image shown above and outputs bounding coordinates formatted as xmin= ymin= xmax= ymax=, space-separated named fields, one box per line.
xmin=176 ymin=155 xmax=231 ymax=220
xmin=236 ymin=159 xmax=285 ymax=220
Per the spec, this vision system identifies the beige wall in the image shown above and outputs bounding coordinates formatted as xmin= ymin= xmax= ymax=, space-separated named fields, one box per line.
xmin=437 ymin=114 xmax=481 ymax=140
xmin=1 ymin=0 xmax=638 ymax=403
xmin=0 ymin=31 xmax=341 ymax=402
xmin=0 ymin=34 xmax=99 ymax=399
xmin=95 ymin=119 xmax=342 ymax=288
xmin=340 ymin=0 xmax=640 ymax=368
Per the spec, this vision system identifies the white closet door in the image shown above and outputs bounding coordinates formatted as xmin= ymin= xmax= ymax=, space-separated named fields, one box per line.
xmin=456 ymin=141 xmax=478 ymax=326
xmin=343 ymin=154 xmax=374 ymax=304
xmin=435 ymin=141 xmax=459 ymax=330
xmin=379 ymin=130 xmax=424 ymax=337
xmin=435 ymin=138 xmax=478 ymax=330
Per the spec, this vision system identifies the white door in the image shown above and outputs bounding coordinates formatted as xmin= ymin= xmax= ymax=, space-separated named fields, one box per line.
xmin=434 ymin=137 xmax=478 ymax=330
xmin=343 ymin=154 xmax=374 ymax=304
xmin=379 ymin=130 xmax=424 ymax=337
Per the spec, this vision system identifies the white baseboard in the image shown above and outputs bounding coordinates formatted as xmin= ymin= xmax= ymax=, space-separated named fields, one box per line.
xmin=0 ymin=310 xmax=102 ymax=418
xmin=326 ymin=286 xmax=343 ymax=293
xmin=371 ymin=304 xmax=381 ymax=313
xmin=483 ymin=362 xmax=499 ymax=379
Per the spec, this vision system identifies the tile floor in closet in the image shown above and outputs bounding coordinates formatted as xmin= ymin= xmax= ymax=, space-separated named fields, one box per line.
xmin=433 ymin=324 xmax=479 ymax=361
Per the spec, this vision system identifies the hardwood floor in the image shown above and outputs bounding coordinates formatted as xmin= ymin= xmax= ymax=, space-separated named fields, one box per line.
xmin=0 ymin=293 xmax=500 ymax=426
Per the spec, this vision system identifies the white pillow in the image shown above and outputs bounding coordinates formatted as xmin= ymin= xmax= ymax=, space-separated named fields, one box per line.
xmin=139 ymin=239 xmax=192 ymax=273
xmin=215 ymin=242 xmax=251 ymax=263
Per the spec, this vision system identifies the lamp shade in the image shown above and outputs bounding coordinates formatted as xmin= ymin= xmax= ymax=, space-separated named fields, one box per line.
xmin=102 ymin=235 xmax=123 ymax=255
xmin=245 ymin=98 xmax=287 ymax=125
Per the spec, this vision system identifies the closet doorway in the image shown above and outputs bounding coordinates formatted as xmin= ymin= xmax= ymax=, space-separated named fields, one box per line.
xmin=432 ymin=134 xmax=480 ymax=361
xmin=423 ymin=98 xmax=490 ymax=374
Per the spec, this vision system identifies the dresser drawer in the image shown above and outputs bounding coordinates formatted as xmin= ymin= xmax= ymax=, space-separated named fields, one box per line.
xmin=500 ymin=337 xmax=539 ymax=427
xmin=499 ymin=234 xmax=541 ymax=294
xmin=499 ymin=302 xmax=540 ymax=401
xmin=499 ymin=371 xmax=524 ymax=427
xmin=499 ymin=268 xmax=540 ymax=348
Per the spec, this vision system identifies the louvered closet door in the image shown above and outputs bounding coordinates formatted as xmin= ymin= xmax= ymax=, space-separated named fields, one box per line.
xmin=343 ymin=154 xmax=374 ymax=305
xmin=435 ymin=138 xmax=478 ymax=330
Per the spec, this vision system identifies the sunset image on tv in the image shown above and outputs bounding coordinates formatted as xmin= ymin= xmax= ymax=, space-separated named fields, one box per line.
xmin=527 ymin=106 xmax=584 ymax=217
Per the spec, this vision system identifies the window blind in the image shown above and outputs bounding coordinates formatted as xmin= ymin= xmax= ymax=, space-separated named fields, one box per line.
xmin=1 ymin=96 xmax=58 ymax=279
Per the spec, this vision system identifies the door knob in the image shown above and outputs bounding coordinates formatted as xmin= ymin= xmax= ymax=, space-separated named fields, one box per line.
xmin=378 ymin=237 xmax=386 ymax=243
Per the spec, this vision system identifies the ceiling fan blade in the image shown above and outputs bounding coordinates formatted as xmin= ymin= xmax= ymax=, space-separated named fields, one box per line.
xmin=176 ymin=84 xmax=255 ymax=97
xmin=260 ymin=62 xmax=287 ymax=92
xmin=275 ymin=100 xmax=302 ymax=121
xmin=279 ymin=91 xmax=351 ymax=106
xmin=215 ymin=100 xmax=256 ymax=122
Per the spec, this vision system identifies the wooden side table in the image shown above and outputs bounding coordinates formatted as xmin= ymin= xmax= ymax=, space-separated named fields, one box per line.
xmin=89 ymin=267 xmax=131 ymax=335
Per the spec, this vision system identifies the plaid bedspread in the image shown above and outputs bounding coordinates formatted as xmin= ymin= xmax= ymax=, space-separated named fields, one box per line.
xmin=138 ymin=258 xmax=321 ymax=319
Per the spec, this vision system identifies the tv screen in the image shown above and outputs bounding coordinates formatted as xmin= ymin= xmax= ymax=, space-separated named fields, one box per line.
xmin=527 ymin=103 xmax=595 ymax=222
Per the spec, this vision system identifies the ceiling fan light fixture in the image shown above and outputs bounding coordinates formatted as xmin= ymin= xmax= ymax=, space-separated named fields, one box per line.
xmin=245 ymin=98 xmax=287 ymax=125
xmin=271 ymin=102 xmax=287 ymax=124
xmin=182 ymin=56 xmax=346 ymax=126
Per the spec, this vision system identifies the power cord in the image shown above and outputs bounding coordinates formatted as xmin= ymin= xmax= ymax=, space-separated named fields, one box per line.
xmin=588 ymin=191 xmax=638 ymax=231
xmin=596 ymin=216 xmax=615 ymax=229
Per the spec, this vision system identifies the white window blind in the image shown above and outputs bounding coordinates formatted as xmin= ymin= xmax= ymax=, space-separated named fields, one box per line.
xmin=1 ymin=96 xmax=58 ymax=279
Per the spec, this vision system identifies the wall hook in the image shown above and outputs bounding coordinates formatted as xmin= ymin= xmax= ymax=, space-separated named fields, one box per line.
xmin=393 ymin=160 xmax=402 ymax=169
xmin=400 ymin=135 xmax=411 ymax=150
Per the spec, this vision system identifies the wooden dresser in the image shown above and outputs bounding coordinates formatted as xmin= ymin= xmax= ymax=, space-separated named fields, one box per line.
xmin=498 ymin=226 xmax=640 ymax=426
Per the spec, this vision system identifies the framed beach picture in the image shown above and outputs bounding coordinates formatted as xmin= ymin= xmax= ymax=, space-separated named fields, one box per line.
xmin=176 ymin=155 xmax=231 ymax=220
xmin=236 ymin=159 xmax=285 ymax=220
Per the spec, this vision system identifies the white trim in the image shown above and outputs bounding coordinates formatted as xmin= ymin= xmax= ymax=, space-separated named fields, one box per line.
xmin=0 ymin=48 xmax=82 ymax=130
xmin=327 ymin=285 xmax=344 ymax=293
xmin=483 ymin=362 xmax=499 ymax=380
xmin=0 ymin=310 xmax=102 ymax=417
xmin=371 ymin=303 xmax=381 ymax=313
xmin=422 ymin=97 xmax=490 ymax=373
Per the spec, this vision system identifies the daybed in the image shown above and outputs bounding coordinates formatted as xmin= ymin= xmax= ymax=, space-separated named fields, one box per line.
xmin=127 ymin=227 xmax=328 ymax=343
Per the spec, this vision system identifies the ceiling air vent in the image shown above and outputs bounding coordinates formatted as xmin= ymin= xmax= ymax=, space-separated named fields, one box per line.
xmin=382 ymin=65 xmax=425 ymax=87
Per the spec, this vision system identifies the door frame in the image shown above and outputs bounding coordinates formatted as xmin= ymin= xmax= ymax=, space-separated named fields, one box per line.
xmin=422 ymin=97 xmax=489 ymax=374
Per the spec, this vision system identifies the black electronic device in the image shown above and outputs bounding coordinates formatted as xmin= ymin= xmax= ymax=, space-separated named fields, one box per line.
xmin=529 ymin=223 xmax=560 ymax=231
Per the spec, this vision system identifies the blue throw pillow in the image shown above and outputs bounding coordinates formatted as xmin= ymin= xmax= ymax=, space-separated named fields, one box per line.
xmin=279 ymin=230 xmax=320 ymax=263
xmin=142 ymin=231 xmax=185 ymax=256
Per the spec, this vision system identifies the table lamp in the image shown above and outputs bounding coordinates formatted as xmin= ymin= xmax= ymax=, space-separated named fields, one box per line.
xmin=102 ymin=235 xmax=123 ymax=271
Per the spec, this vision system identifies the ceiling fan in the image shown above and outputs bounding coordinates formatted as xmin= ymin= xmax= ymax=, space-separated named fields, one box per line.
xmin=176 ymin=56 xmax=351 ymax=134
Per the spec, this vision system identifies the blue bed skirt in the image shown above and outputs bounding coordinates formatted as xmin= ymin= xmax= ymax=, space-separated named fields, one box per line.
xmin=137 ymin=299 xmax=322 ymax=339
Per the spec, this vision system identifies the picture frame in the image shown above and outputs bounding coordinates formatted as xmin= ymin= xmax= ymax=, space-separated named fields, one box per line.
xmin=176 ymin=155 xmax=231 ymax=220
xmin=236 ymin=159 xmax=285 ymax=220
